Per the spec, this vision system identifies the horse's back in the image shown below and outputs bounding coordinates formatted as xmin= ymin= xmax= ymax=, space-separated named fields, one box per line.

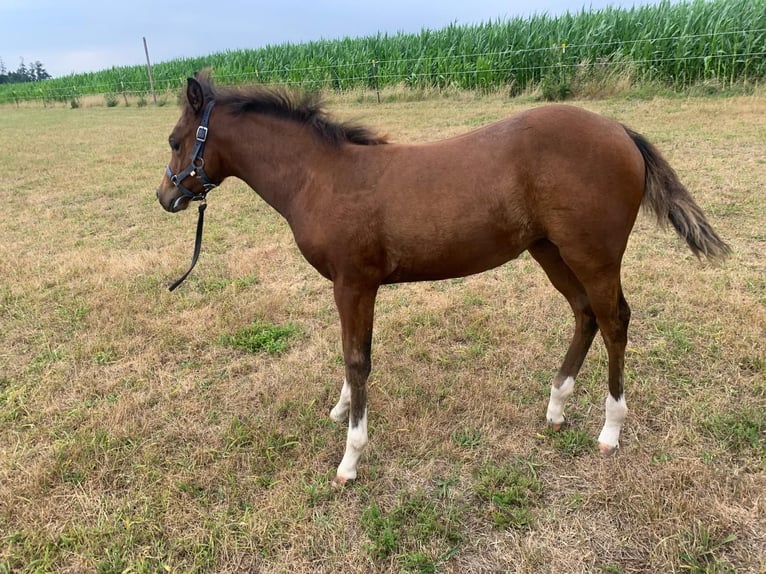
xmin=319 ymin=104 xmax=648 ymax=283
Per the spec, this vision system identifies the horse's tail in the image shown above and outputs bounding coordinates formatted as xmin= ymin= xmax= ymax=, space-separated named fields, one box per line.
xmin=624 ymin=127 xmax=731 ymax=262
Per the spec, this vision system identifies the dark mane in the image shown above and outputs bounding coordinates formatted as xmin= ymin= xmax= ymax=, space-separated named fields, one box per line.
xmin=186 ymin=70 xmax=388 ymax=146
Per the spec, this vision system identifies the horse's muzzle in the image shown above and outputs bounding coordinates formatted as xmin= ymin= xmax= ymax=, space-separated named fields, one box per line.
xmin=156 ymin=187 xmax=190 ymax=213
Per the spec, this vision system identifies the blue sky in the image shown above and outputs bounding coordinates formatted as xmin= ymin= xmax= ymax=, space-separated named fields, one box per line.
xmin=1 ymin=0 xmax=668 ymax=78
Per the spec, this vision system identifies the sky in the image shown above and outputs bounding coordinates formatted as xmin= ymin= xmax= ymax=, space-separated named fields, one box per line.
xmin=1 ymin=0 xmax=667 ymax=78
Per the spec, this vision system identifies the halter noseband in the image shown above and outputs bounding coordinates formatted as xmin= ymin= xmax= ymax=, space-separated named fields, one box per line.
xmin=166 ymin=100 xmax=218 ymax=210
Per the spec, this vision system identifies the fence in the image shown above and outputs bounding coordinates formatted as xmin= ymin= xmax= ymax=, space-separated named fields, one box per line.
xmin=2 ymin=27 xmax=765 ymax=105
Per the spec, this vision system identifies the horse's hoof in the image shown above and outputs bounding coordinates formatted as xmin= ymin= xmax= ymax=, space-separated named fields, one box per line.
xmin=597 ymin=442 xmax=618 ymax=456
xmin=331 ymin=475 xmax=351 ymax=488
xmin=549 ymin=422 xmax=564 ymax=432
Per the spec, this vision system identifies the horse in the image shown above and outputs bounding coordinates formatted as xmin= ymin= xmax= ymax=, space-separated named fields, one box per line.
xmin=156 ymin=70 xmax=730 ymax=486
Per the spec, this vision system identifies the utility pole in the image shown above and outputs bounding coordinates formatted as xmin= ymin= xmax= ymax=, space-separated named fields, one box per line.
xmin=143 ymin=36 xmax=157 ymax=105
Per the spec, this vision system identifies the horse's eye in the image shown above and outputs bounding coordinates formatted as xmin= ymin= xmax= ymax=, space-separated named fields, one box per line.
xmin=169 ymin=138 xmax=180 ymax=152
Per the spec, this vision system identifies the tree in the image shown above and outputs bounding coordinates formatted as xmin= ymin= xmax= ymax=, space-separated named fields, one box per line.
xmin=0 ymin=57 xmax=51 ymax=83
xmin=33 ymin=61 xmax=50 ymax=81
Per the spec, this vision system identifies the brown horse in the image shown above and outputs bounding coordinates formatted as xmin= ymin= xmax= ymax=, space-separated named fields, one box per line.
xmin=156 ymin=71 xmax=730 ymax=485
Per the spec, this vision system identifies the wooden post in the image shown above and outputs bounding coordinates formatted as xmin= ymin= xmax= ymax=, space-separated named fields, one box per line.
xmin=372 ymin=59 xmax=380 ymax=104
xmin=143 ymin=36 xmax=157 ymax=105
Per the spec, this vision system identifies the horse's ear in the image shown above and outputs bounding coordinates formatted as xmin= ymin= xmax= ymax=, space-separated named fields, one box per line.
xmin=186 ymin=77 xmax=205 ymax=115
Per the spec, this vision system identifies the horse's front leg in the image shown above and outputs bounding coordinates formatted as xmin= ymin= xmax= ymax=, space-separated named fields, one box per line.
xmin=331 ymin=280 xmax=378 ymax=486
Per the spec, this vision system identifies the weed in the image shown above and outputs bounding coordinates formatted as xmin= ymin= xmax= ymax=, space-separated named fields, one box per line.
xmin=223 ymin=415 xmax=262 ymax=450
xmin=28 ymin=346 xmax=64 ymax=373
xmin=542 ymin=427 xmax=595 ymax=458
xmin=652 ymin=451 xmax=672 ymax=464
xmin=93 ymin=347 xmax=118 ymax=365
xmin=435 ymin=475 xmax=460 ymax=499
xmin=539 ymin=76 xmax=572 ymax=101
xmin=362 ymin=503 xmax=399 ymax=559
xmin=235 ymin=273 xmax=259 ymax=289
xmin=58 ymin=300 xmax=89 ymax=329
xmin=361 ymin=489 xmax=464 ymax=567
xmin=402 ymin=551 xmax=436 ymax=573
xmin=473 ymin=457 xmax=541 ymax=530
xmin=220 ymin=320 xmax=299 ymax=355
xmin=654 ymin=321 xmax=694 ymax=353
xmin=222 ymin=415 xmax=300 ymax=482
xmin=701 ymin=408 xmax=765 ymax=457
xmin=451 ymin=426 xmax=483 ymax=448
xmin=303 ymin=473 xmax=336 ymax=506
xmin=679 ymin=523 xmax=737 ymax=573
xmin=0 ymin=379 xmax=29 ymax=423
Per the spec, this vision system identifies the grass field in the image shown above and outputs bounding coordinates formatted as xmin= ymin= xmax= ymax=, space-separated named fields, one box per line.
xmin=0 ymin=91 xmax=764 ymax=573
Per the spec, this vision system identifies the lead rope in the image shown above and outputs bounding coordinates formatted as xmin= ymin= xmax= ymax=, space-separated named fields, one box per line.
xmin=169 ymin=201 xmax=207 ymax=291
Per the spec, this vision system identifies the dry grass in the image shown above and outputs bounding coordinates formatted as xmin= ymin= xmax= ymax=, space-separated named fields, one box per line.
xmin=0 ymin=92 xmax=764 ymax=573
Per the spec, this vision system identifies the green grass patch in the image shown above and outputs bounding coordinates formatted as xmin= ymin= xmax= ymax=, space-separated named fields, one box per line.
xmin=451 ymin=426 xmax=483 ymax=448
xmin=473 ymin=457 xmax=542 ymax=530
xmin=678 ymin=523 xmax=737 ymax=574
xmin=0 ymin=378 xmax=29 ymax=423
xmin=220 ymin=320 xmax=299 ymax=355
xmin=361 ymin=489 xmax=464 ymax=570
xmin=542 ymin=427 xmax=595 ymax=458
xmin=701 ymin=408 xmax=765 ymax=458
xmin=222 ymin=415 xmax=300 ymax=486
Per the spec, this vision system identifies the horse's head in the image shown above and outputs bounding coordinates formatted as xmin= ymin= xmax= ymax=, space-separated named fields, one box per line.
xmin=156 ymin=74 xmax=221 ymax=213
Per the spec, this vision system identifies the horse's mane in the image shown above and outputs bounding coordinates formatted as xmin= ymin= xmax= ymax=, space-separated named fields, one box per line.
xmin=186 ymin=70 xmax=388 ymax=147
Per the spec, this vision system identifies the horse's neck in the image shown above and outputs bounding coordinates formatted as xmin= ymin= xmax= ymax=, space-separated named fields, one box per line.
xmin=221 ymin=116 xmax=330 ymax=220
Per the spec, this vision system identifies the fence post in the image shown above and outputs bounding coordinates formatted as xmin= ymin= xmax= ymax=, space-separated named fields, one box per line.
xmin=143 ymin=36 xmax=157 ymax=105
xmin=372 ymin=59 xmax=380 ymax=103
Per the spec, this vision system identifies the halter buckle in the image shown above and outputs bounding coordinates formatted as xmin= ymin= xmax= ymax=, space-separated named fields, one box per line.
xmin=196 ymin=126 xmax=209 ymax=142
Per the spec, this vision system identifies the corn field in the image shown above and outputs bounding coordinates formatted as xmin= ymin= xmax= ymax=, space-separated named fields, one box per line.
xmin=1 ymin=0 xmax=765 ymax=104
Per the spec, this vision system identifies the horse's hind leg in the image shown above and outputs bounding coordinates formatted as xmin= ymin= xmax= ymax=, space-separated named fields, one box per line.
xmin=582 ymin=276 xmax=630 ymax=455
xmin=529 ymin=240 xmax=599 ymax=430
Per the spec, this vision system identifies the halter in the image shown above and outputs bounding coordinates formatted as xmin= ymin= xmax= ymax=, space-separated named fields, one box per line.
xmin=165 ymin=100 xmax=218 ymax=210
xmin=166 ymin=99 xmax=217 ymax=291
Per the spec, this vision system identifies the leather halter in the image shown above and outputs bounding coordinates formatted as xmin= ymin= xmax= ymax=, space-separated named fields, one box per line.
xmin=166 ymin=100 xmax=217 ymax=291
xmin=165 ymin=100 xmax=217 ymax=209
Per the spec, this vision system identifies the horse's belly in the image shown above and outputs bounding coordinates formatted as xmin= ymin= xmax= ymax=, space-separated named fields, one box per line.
xmin=382 ymin=235 xmax=528 ymax=283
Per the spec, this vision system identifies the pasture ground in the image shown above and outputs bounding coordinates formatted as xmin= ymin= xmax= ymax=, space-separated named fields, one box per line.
xmin=0 ymin=91 xmax=764 ymax=573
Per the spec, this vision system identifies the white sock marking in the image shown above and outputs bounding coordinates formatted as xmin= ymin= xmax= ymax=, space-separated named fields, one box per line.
xmin=597 ymin=394 xmax=628 ymax=448
xmin=546 ymin=376 xmax=575 ymax=426
xmin=330 ymin=378 xmax=351 ymax=422
xmin=336 ymin=409 xmax=368 ymax=482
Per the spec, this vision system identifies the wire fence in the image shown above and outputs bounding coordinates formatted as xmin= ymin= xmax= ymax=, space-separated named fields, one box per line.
xmin=2 ymin=27 xmax=766 ymax=104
